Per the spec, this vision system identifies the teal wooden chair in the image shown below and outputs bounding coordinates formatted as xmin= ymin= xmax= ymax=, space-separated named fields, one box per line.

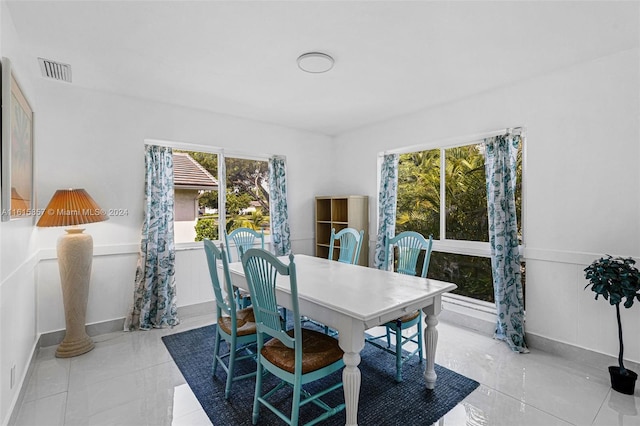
xmin=241 ymin=248 xmax=345 ymax=426
xmin=225 ymin=227 xmax=265 ymax=262
xmin=203 ymin=239 xmax=258 ymax=399
xmin=224 ymin=227 xmax=265 ymax=308
xmin=328 ymin=228 xmax=365 ymax=265
xmin=313 ymin=227 xmax=366 ymax=334
xmin=370 ymin=231 xmax=433 ymax=382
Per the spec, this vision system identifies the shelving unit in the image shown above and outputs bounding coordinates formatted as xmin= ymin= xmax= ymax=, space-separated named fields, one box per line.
xmin=315 ymin=195 xmax=369 ymax=266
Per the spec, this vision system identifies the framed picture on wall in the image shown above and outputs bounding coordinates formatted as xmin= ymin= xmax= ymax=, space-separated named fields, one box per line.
xmin=1 ymin=57 xmax=34 ymax=222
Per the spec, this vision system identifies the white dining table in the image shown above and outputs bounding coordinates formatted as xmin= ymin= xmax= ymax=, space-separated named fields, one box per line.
xmin=225 ymin=254 xmax=457 ymax=426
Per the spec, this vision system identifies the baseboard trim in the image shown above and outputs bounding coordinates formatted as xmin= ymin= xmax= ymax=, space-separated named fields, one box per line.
xmin=39 ymin=302 xmax=215 ymax=347
xmin=6 ymin=343 xmax=38 ymax=426
xmin=525 ymin=332 xmax=640 ymax=374
xmin=440 ymin=304 xmax=640 ymax=373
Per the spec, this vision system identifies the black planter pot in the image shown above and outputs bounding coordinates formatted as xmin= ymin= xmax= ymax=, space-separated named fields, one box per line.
xmin=609 ymin=366 xmax=638 ymax=395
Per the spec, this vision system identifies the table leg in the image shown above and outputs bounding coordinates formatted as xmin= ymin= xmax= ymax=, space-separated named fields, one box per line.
xmin=342 ymin=351 xmax=361 ymax=426
xmin=338 ymin=324 xmax=365 ymax=426
xmin=423 ymin=312 xmax=439 ymax=389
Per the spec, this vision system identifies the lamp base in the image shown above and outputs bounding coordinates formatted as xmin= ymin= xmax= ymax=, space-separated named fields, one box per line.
xmin=55 ymin=228 xmax=95 ymax=358
xmin=55 ymin=335 xmax=95 ymax=358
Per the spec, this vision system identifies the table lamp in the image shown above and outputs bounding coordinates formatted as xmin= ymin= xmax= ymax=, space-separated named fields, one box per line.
xmin=36 ymin=189 xmax=108 ymax=357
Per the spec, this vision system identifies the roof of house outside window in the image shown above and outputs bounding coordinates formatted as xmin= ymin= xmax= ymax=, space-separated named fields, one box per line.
xmin=173 ymin=152 xmax=218 ymax=190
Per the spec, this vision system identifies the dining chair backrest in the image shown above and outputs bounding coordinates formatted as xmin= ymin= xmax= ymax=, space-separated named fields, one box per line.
xmin=203 ymin=239 xmax=237 ymax=318
xmin=241 ymin=248 xmax=299 ymax=343
xmin=384 ymin=231 xmax=433 ymax=278
xmin=204 ymin=239 xmax=258 ymax=399
xmin=242 ymin=248 xmax=345 ymax=424
xmin=225 ymin=227 xmax=265 ymax=262
xmin=328 ymin=227 xmax=365 ymax=265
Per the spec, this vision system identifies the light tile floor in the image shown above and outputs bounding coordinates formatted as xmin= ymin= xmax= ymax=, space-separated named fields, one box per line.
xmin=13 ymin=312 xmax=640 ymax=426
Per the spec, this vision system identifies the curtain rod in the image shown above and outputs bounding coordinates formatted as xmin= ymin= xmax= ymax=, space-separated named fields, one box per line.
xmin=382 ymin=126 xmax=524 ymax=156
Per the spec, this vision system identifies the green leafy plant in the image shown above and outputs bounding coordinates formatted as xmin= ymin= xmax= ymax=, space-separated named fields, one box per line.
xmin=584 ymin=255 xmax=640 ymax=375
xmin=195 ymin=217 xmax=218 ymax=242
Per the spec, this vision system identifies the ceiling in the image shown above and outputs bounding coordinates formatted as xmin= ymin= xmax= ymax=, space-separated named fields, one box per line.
xmin=6 ymin=1 xmax=639 ymax=136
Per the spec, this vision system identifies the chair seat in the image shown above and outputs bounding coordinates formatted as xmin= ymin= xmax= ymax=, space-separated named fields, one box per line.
xmin=218 ymin=307 xmax=257 ymax=336
xmin=389 ymin=310 xmax=420 ymax=325
xmin=262 ymin=328 xmax=344 ymax=374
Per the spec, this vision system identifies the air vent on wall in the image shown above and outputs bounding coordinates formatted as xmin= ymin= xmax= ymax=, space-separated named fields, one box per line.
xmin=38 ymin=57 xmax=72 ymax=83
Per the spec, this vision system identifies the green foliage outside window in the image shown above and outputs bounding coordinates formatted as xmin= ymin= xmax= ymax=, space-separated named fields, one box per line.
xmin=178 ymin=150 xmax=271 ymax=242
xmin=396 ymin=143 xmax=523 ymax=304
xmin=444 ymin=145 xmax=488 ymax=241
xmin=195 ymin=217 xmax=218 ymax=241
xmin=396 ymin=149 xmax=440 ymax=238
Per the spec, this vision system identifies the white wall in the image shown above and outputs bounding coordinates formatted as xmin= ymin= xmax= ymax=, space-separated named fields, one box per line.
xmin=332 ymin=48 xmax=640 ymax=364
xmin=0 ymin=56 xmax=332 ymax=425
xmin=0 ymin=3 xmax=41 ymax=423
xmin=32 ymin=80 xmax=332 ymax=330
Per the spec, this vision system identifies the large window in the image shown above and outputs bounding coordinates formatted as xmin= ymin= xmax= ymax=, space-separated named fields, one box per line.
xmin=173 ymin=149 xmax=270 ymax=244
xmin=396 ymin=140 xmax=523 ymax=304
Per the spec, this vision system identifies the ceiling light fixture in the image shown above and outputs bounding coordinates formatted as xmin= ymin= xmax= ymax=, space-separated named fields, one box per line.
xmin=297 ymin=52 xmax=334 ymax=74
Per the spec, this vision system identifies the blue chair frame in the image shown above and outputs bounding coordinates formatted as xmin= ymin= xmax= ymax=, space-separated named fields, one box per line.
xmin=203 ymin=239 xmax=258 ymax=399
xmin=241 ymin=248 xmax=345 ymax=426
xmin=224 ymin=227 xmax=265 ymax=308
xmin=328 ymin=228 xmax=365 ymax=265
xmin=372 ymin=231 xmax=433 ymax=382
xmin=225 ymin=227 xmax=265 ymax=262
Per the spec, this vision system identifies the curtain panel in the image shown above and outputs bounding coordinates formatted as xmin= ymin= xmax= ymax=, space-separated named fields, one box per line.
xmin=125 ymin=145 xmax=179 ymax=330
xmin=268 ymin=156 xmax=291 ymax=256
xmin=374 ymin=153 xmax=399 ymax=270
xmin=484 ymin=134 xmax=528 ymax=353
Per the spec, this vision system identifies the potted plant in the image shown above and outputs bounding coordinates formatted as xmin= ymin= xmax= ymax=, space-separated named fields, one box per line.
xmin=584 ymin=255 xmax=640 ymax=395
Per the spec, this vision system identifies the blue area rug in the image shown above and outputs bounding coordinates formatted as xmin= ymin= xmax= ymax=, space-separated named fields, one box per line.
xmin=162 ymin=324 xmax=479 ymax=425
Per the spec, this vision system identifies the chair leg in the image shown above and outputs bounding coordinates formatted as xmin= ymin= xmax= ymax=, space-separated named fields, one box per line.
xmin=417 ymin=313 xmax=424 ymax=363
xmin=395 ymin=323 xmax=403 ymax=383
xmin=225 ymin=337 xmax=237 ymax=399
xmin=252 ymin=361 xmax=263 ymax=425
xmin=386 ymin=325 xmax=392 ymax=348
xmin=291 ymin=380 xmax=302 ymax=426
xmin=212 ymin=331 xmax=221 ymax=375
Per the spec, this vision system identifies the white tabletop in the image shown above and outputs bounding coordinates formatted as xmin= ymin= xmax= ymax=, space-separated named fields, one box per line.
xmin=225 ymin=254 xmax=457 ymax=329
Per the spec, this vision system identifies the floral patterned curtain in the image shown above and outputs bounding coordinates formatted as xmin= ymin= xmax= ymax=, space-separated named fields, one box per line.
xmin=125 ymin=145 xmax=179 ymax=330
xmin=268 ymin=156 xmax=291 ymax=256
xmin=484 ymin=134 xmax=528 ymax=353
xmin=374 ymin=153 xmax=399 ymax=269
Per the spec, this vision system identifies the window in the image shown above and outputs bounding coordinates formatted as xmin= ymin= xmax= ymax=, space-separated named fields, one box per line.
xmin=173 ymin=149 xmax=270 ymax=244
xmin=396 ymin=139 xmax=523 ymax=305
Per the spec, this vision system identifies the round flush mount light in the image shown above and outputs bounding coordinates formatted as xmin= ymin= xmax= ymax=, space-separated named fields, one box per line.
xmin=297 ymin=52 xmax=334 ymax=73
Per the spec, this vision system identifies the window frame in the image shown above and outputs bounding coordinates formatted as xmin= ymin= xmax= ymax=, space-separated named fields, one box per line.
xmin=145 ymin=139 xmax=274 ymax=248
xmin=381 ymin=128 xmax=526 ymax=312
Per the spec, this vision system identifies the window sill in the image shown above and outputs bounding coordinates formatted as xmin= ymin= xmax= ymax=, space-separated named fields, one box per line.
xmin=441 ymin=293 xmax=496 ymax=336
xmin=175 ymin=241 xmax=207 ymax=251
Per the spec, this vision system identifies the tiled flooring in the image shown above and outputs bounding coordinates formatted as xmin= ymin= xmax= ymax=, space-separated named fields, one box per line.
xmin=13 ymin=312 xmax=640 ymax=426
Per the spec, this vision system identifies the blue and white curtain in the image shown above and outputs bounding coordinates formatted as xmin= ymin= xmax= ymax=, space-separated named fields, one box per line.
xmin=268 ymin=156 xmax=291 ymax=256
xmin=484 ymin=134 xmax=528 ymax=353
xmin=125 ymin=145 xmax=179 ymax=330
xmin=374 ymin=153 xmax=399 ymax=270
